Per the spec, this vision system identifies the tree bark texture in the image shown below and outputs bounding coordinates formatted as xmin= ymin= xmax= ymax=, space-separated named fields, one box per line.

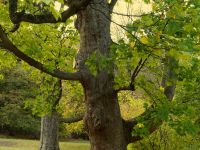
xmin=39 ymin=111 xmax=60 ymax=150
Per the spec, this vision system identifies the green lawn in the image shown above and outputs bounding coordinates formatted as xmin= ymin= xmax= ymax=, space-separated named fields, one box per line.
xmin=0 ymin=138 xmax=90 ymax=150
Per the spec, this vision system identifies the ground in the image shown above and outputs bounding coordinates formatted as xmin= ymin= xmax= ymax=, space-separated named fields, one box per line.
xmin=0 ymin=138 xmax=90 ymax=150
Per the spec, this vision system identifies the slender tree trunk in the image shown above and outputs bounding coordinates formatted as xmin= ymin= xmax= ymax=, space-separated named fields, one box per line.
xmin=161 ymin=56 xmax=176 ymax=101
xmin=76 ymin=1 xmax=127 ymax=149
xmin=39 ymin=80 xmax=62 ymax=150
xmin=39 ymin=111 xmax=60 ymax=150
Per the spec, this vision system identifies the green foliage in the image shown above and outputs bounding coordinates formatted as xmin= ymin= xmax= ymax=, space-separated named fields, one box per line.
xmin=0 ymin=65 xmax=40 ymax=137
xmin=59 ymin=81 xmax=85 ymax=138
xmin=129 ymin=123 xmax=200 ymax=150
xmin=110 ymin=0 xmax=200 ymax=141
xmin=85 ymin=51 xmax=113 ymax=76
xmin=24 ymin=75 xmax=60 ymax=116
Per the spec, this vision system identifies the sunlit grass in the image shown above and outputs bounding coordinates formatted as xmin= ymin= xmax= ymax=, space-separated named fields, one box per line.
xmin=0 ymin=138 xmax=90 ymax=150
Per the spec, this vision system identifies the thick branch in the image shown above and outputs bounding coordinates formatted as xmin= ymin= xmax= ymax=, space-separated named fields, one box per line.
xmin=123 ymin=108 xmax=161 ymax=143
xmin=0 ymin=25 xmax=82 ymax=81
xmin=9 ymin=0 xmax=92 ymax=24
xmin=124 ymin=86 xmax=175 ymax=143
xmin=60 ymin=114 xmax=84 ymax=124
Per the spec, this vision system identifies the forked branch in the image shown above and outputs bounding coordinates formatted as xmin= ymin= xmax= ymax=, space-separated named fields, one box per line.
xmin=116 ymin=53 xmax=151 ymax=92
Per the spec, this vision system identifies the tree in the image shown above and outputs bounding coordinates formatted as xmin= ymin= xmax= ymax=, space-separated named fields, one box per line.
xmin=38 ymin=78 xmax=61 ymax=150
xmin=0 ymin=63 xmax=40 ymax=138
xmin=0 ymin=0 xmax=199 ymax=149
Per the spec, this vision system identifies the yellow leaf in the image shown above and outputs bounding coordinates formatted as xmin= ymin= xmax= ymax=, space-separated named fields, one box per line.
xmin=0 ymin=74 xmax=4 ymax=80
xmin=137 ymin=123 xmax=144 ymax=128
xmin=140 ymin=36 xmax=149 ymax=44
xmin=129 ymin=41 xmax=135 ymax=48
xmin=159 ymin=86 xmax=164 ymax=92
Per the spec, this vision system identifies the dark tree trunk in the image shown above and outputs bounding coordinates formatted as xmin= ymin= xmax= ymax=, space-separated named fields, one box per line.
xmin=76 ymin=1 xmax=127 ymax=149
xmin=84 ymin=77 xmax=127 ymax=150
xmin=39 ymin=111 xmax=60 ymax=150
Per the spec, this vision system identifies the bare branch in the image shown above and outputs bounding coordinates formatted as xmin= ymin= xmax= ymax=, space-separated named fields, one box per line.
xmin=111 ymin=11 xmax=152 ymax=17
xmin=115 ymin=54 xmax=151 ymax=92
xmin=60 ymin=114 xmax=84 ymax=124
xmin=109 ymin=0 xmax=117 ymax=12
xmin=9 ymin=0 xmax=92 ymax=24
xmin=0 ymin=25 xmax=82 ymax=81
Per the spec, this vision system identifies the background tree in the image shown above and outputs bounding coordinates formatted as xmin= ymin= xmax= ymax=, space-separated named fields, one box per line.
xmin=0 ymin=61 xmax=40 ymax=138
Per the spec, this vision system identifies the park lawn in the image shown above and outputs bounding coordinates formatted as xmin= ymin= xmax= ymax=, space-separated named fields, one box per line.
xmin=0 ymin=138 xmax=90 ymax=150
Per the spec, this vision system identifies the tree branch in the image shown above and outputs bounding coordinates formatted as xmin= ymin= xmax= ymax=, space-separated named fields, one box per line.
xmin=10 ymin=23 xmax=20 ymax=33
xmin=52 ymin=80 xmax=62 ymax=109
xmin=115 ymin=53 xmax=151 ymax=92
xmin=60 ymin=114 xmax=84 ymax=124
xmin=123 ymin=108 xmax=160 ymax=143
xmin=9 ymin=0 xmax=92 ymax=24
xmin=123 ymin=56 xmax=176 ymax=143
xmin=0 ymin=25 xmax=82 ymax=81
xmin=109 ymin=0 xmax=117 ymax=12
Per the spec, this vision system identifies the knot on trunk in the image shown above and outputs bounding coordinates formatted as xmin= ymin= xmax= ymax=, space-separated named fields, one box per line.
xmin=85 ymin=104 xmax=106 ymax=131
xmin=92 ymin=107 xmax=105 ymax=130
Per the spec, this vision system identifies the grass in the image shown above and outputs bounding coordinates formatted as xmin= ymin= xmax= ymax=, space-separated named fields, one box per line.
xmin=0 ymin=138 xmax=90 ymax=150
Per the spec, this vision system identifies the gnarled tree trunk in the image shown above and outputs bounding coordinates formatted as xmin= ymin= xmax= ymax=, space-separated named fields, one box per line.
xmin=83 ymin=76 xmax=127 ymax=150
xmin=76 ymin=1 xmax=127 ymax=149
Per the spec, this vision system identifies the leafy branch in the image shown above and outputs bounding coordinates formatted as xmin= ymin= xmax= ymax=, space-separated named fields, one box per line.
xmin=0 ymin=25 xmax=82 ymax=81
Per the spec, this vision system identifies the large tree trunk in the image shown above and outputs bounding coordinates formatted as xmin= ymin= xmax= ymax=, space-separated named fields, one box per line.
xmin=84 ymin=77 xmax=127 ymax=150
xmin=76 ymin=1 xmax=128 ymax=149
xmin=39 ymin=111 xmax=60 ymax=150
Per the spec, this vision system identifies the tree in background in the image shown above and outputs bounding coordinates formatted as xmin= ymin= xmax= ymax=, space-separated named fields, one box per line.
xmin=0 ymin=0 xmax=199 ymax=149
xmin=0 ymin=62 xmax=40 ymax=138
xmin=0 ymin=11 xmax=82 ymax=149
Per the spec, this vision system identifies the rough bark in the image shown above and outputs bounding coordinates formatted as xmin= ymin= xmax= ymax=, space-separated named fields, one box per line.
xmin=39 ymin=111 xmax=60 ymax=150
xmin=76 ymin=1 xmax=127 ymax=149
